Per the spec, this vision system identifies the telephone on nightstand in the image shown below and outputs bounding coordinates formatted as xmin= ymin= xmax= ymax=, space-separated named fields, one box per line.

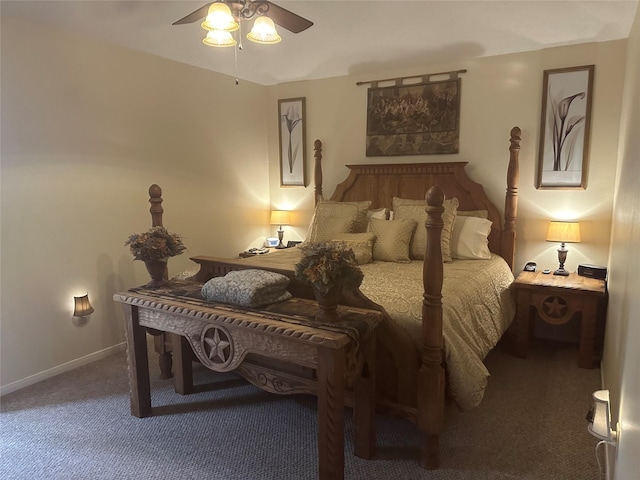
xmin=265 ymin=237 xmax=279 ymax=248
xmin=248 ymin=247 xmax=269 ymax=255
xmin=524 ymin=262 xmax=537 ymax=272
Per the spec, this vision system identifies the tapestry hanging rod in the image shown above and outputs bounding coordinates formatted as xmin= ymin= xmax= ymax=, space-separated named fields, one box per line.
xmin=356 ymin=69 xmax=467 ymax=88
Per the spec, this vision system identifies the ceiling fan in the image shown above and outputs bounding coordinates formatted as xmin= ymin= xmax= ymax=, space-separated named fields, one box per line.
xmin=173 ymin=1 xmax=313 ymax=47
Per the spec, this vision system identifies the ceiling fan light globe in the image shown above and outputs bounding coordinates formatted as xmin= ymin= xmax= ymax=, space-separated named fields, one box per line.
xmin=246 ymin=16 xmax=281 ymax=44
xmin=201 ymin=2 xmax=239 ymax=32
xmin=203 ymin=29 xmax=237 ymax=48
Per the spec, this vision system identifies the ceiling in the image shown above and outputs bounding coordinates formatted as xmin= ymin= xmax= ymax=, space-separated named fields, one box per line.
xmin=3 ymin=1 xmax=638 ymax=86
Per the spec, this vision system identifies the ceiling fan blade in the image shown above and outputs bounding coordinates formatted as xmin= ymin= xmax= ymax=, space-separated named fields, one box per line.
xmin=264 ymin=1 xmax=313 ymax=33
xmin=172 ymin=2 xmax=213 ymax=25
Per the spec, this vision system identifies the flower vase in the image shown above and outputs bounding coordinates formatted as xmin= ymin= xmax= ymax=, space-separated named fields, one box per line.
xmin=313 ymin=284 xmax=343 ymax=323
xmin=144 ymin=258 xmax=169 ymax=288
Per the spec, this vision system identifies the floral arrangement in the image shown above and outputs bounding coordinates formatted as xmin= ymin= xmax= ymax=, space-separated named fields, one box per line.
xmin=125 ymin=226 xmax=186 ymax=262
xmin=294 ymin=242 xmax=364 ymax=294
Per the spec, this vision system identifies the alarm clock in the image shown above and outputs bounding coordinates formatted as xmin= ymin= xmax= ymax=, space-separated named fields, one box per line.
xmin=578 ymin=264 xmax=608 ymax=280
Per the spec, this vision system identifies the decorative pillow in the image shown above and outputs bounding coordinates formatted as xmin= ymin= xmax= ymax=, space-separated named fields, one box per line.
xmin=332 ymin=232 xmax=376 ymax=264
xmin=365 ymin=207 xmax=387 ymax=231
xmin=201 ymin=269 xmax=292 ymax=308
xmin=315 ymin=199 xmax=372 ymax=233
xmin=392 ymin=196 xmax=424 ymax=211
xmin=368 ymin=218 xmax=416 ymax=263
xmin=305 ymin=201 xmax=360 ymax=243
xmin=392 ymin=197 xmax=459 ymax=262
xmin=450 ymin=216 xmax=493 ymax=260
xmin=458 ymin=209 xmax=489 ymax=219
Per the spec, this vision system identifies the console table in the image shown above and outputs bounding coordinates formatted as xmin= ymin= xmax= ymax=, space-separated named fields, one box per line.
xmin=114 ymin=283 xmax=382 ymax=480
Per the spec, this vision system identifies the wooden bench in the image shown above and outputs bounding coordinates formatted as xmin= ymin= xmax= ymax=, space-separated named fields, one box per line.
xmin=114 ymin=282 xmax=382 ymax=480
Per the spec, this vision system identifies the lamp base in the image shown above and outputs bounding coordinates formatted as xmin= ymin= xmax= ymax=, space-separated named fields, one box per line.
xmin=554 ymin=244 xmax=570 ymax=276
xmin=276 ymin=228 xmax=286 ymax=249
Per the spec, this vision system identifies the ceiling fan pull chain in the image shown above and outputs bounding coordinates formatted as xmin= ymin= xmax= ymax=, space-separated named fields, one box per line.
xmin=234 ymin=27 xmax=240 ymax=85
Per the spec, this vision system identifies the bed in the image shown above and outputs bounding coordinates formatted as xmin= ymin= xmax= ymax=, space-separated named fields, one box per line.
xmin=146 ymin=126 xmax=521 ymax=469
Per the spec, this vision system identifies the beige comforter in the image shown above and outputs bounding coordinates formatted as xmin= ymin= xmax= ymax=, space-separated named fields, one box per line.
xmin=241 ymin=248 xmax=515 ymax=410
xmin=358 ymin=255 xmax=514 ymax=409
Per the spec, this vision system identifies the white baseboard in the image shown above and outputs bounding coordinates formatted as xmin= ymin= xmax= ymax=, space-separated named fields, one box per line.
xmin=605 ymin=443 xmax=613 ymax=480
xmin=0 ymin=342 xmax=126 ymax=396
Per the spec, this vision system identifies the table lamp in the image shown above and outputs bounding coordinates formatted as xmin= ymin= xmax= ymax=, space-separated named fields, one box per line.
xmin=546 ymin=221 xmax=581 ymax=276
xmin=270 ymin=210 xmax=291 ymax=249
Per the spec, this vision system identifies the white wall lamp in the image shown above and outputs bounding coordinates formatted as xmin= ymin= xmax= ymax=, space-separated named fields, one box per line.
xmin=587 ymin=389 xmax=618 ymax=445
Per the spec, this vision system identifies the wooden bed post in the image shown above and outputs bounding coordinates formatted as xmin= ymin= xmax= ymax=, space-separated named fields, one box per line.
xmin=149 ymin=184 xmax=164 ymax=228
xmin=148 ymin=184 xmax=173 ymax=380
xmin=313 ymin=139 xmax=323 ymax=205
xmin=502 ymin=127 xmax=521 ymax=271
xmin=418 ymin=185 xmax=446 ymax=469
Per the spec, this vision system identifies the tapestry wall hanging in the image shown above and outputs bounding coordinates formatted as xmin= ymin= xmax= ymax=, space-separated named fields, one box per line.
xmin=363 ymin=71 xmax=462 ymax=157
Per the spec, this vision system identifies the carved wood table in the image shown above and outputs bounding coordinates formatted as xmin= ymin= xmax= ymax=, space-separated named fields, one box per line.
xmin=114 ymin=282 xmax=382 ymax=480
xmin=510 ymin=271 xmax=607 ymax=368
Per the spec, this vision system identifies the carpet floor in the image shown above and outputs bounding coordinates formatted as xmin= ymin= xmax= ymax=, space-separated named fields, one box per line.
xmin=1 ymin=339 xmax=603 ymax=479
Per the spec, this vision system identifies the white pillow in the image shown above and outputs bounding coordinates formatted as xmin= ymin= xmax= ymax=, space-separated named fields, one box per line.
xmin=450 ymin=216 xmax=492 ymax=260
xmin=367 ymin=208 xmax=387 ymax=220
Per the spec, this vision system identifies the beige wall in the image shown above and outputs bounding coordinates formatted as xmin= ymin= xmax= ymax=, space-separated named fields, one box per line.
xmin=605 ymin=4 xmax=640 ymax=479
xmin=0 ymin=10 xmax=631 ymax=427
xmin=0 ymin=17 xmax=271 ymax=391
xmin=267 ymin=41 xmax=626 ymax=276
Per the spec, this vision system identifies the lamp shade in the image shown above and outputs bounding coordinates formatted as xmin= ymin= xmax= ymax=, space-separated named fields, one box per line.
xmin=246 ymin=16 xmax=281 ymax=44
xmin=203 ymin=29 xmax=237 ymax=47
xmin=73 ymin=294 xmax=94 ymax=317
xmin=270 ymin=210 xmax=291 ymax=226
xmin=201 ymin=2 xmax=239 ymax=32
xmin=588 ymin=389 xmax=615 ymax=442
xmin=546 ymin=221 xmax=581 ymax=243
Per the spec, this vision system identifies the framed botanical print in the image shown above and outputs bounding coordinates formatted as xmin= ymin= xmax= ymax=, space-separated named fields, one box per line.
xmin=536 ymin=65 xmax=594 ymax=189
xmin=278 ymin=97 xmax=307 ymax=187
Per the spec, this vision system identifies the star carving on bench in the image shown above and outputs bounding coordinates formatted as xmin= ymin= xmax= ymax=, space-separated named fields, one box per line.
xmin=542 ymin=295 xmax=568 ymax=318
xmin=203 ymin=327 xmax=231 ymax=364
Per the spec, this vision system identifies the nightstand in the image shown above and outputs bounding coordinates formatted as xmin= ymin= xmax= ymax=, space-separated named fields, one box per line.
xmin=511 ymin=271 xmax=607 ymax=368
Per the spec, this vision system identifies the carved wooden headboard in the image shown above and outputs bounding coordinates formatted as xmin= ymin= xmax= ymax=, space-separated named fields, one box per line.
xmin=313 ymin=127 xmax=521 ymax=269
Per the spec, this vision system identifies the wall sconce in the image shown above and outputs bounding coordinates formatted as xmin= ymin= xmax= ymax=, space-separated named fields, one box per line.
xmin=546 ymin=221 xmax=581 ymax=276
xmin=587 ymin=390 xmax=618 ymax=445
xmin=270 ymin=210 xmax=292 ymax=249
xmin=73 ymin=293 xmax=94 ymax=319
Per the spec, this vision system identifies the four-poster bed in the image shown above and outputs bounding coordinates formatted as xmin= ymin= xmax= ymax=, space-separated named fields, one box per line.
xmin=140 ymin=126 xmax=522 ymax=469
